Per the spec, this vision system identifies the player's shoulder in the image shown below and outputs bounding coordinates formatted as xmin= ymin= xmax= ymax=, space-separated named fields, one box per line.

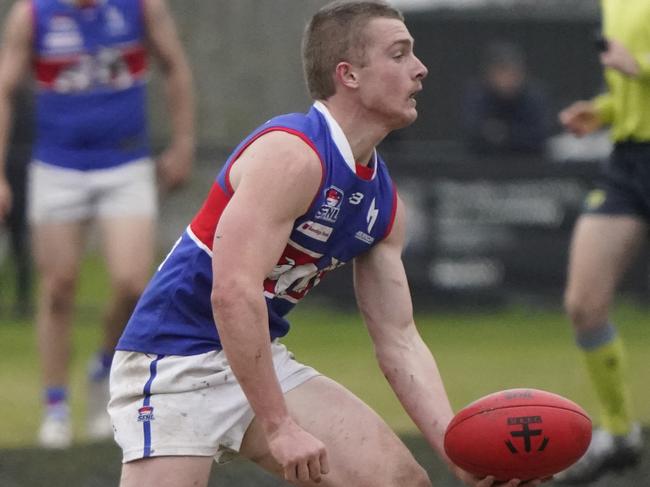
xmin=263 ymin=111 xmax=319 ymax=134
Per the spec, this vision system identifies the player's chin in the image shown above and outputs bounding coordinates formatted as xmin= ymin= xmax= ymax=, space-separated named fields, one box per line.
xmin=388 ymin=103 xmax=418 ymax=128
xmin=393 ymin=109 xmax=418 ymax=129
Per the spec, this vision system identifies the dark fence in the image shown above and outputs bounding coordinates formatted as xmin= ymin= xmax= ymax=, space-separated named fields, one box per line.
xmin=315 ymin=151 xmax=649 ymax=310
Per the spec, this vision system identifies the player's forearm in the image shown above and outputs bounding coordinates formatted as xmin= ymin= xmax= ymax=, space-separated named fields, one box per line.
xmin=163 ymin=60 xmax=195 ymax=152
xmin=376 ymin=327 xmax=455 ymax=461
xmin=211 ymin=286 xmax=290 ymax=434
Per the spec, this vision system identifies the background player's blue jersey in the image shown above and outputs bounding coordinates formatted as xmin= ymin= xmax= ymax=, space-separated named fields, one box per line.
xmin=31 ymin=0 xmax=150 ymax=170
xmin=117 ymin=102 xmax=398 ymax=356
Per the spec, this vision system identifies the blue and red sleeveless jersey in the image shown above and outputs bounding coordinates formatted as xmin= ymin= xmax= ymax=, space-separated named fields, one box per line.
xmin=31 ymin=0 xmax=150 ymax=170
xmin=117 ymin=102 xmax=398 ymax=355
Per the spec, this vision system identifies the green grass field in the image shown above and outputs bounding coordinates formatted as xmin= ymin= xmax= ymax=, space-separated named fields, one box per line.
xmin=2 ymin=254 xmax=650 ymax=487
xmin=2 ymin=254 xmax=650 ymax=451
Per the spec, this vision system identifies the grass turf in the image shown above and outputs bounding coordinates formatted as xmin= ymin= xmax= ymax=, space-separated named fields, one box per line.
xmin=2 ymin=255 xmax=650 ymax=485
xmin=2 ymin=300 xmax=650 ymax=448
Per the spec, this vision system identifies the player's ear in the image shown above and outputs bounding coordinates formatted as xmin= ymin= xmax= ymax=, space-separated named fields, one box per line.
xmin=335 ymin=62 xmax=360 ymax=89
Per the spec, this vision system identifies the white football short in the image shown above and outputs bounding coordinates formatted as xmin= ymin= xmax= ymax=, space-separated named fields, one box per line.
xmin=108 ymin=340 xmax=320 ymax=463
xmin=28 ymin=158 xmax=157 ymax=224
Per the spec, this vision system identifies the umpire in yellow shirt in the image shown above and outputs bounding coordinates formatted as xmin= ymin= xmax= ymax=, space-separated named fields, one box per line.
xmin=556 ymin=0 xmax=649 ymax=483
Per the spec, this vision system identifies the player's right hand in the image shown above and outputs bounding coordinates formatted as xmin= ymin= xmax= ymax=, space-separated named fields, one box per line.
xmin=0 ymin=177 xmax=12 ymax=223
xmin=558 ymin=100 xmax=602 ymax=137
xmin=266 ymin=417 xmax=329 ymax=483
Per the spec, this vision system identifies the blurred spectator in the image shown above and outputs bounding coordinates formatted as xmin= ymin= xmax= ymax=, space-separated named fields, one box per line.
xmin=461 ymin=40 xmax=550 ymax=156
xmin=2 ymin=85 xmax=33 ymax=318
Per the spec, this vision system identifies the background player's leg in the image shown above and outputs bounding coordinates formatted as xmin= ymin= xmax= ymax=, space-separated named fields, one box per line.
xmin=33 ymin=220 xmax=86 ymax=449
xmin=98 ymin=215 xmax=154 ymax=353
xmin=240 ymin=375 xmax=431 ymax=487
xmin=559 ymin=214 xmax=645 ymax=483
xmin=87 ymin=215 xmax=155 ymax=440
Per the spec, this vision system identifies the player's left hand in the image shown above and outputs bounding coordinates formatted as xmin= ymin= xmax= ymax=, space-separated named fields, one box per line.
xmin=600 ymin=38 xmax=640 ymax=77
xmin=156 ymin=140 xmax=193 ymax=192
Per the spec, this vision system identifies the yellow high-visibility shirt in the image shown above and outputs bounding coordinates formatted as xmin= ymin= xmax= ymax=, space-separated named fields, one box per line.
xmin=594 ymin=0 xmax=650 ymax=141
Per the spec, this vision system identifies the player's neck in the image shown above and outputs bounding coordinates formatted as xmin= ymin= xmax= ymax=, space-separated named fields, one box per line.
xmin=319 ymin=98 xmax=385 ymax=166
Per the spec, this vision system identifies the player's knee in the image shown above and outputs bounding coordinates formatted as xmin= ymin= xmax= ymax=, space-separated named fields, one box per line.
xmin=563 ymin=291 xmax=608 ymax=331
xmin=112 ymin=277 xmax=147 ymax=304
xmin=42 ymin=275 xmax=77 ymax=314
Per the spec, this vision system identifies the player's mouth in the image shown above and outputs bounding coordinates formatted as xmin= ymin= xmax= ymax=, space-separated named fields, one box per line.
xmin=408 ymin=89 xmax=421 ymax=105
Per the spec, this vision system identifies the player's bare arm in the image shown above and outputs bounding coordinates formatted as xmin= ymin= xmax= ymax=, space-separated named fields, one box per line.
xmin=353 ymin=197 xmax=546 ymax=487
xmin=558 ymin=100 xmax=603 ymax=137
xmin=600 ymin=38 xmax=640 ymax=77
xmin=353 ymin=197 xmax=455 ymax=452
xmin=211 ymin=131 xmax=329 ymax=484
xmin=142 ymin=0 xmax=194 ymax=191
xmin=0 ymin=0 xmax=31 ymax=221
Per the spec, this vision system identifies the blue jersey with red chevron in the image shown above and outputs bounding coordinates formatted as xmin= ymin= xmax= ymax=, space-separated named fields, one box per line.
xmin=31 ymin=0 xmax=150 ymax=170
xmin=117 ymin=102 xmax=398 ymax=356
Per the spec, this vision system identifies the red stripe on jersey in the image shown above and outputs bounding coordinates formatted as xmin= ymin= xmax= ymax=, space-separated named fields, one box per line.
xmin=33 ymin=58 xmax=76 ymax=85
xmin=33 ymin=44 xmax=148 ymax=87
xmin=122 ymin=45 xmax=148 ymax=77
xmin=189 ymin=182 xmax=231 ymax=249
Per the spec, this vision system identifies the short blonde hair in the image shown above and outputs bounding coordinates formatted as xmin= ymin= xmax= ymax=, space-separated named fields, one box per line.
xmin=302 ymin=1 xmax=404 ymax=100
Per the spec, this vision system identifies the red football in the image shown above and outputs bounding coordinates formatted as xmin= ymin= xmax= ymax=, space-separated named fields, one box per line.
xmin=444 ymin=388 xmax=592 ymax=481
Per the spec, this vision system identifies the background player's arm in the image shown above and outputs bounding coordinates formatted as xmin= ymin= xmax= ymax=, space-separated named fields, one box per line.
xmin=558 ymin=99 xmax=605 ymax=137
xmin=210 ymin=131 xmax=328 ymax=483
xmin=353 ymin=197 xmax=537 ymax=487
xmin=0 ymin=0 xmax=31 ymax=222
xmin=142 ymin=0 xmax=195 ymax=191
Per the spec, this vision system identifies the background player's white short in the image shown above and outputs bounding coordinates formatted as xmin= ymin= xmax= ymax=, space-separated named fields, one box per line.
xmin=108 ymin=340 xmax=320 ymax=463
xmin=28 ymin=158 xmax=157 ymax=224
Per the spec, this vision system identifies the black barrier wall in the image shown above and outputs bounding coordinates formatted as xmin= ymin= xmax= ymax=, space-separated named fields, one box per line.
xmin=315 ymin=154 xmax=649 ymax=309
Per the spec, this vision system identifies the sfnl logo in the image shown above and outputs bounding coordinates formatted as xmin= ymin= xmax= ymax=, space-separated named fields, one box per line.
xmin=137 ymin=405 xmax=155 ymax=422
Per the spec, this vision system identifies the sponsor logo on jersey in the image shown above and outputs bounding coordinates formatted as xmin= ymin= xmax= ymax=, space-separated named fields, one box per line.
xmin=137 ymin=405 xmax=155 ymax=422
xmin=264 ymin=243 xmax=344 ymax=303
xmin=44 ymin=16 xmax=83 ymax=52
xmin=354 ymin=198 xmax=379 ymax=244
xmin=366 ymin=198 xmax=378 ymax=233
xmin=355 ymin=230 xmax=374 ymax=245
xmin=105 ymin=6 xmax=128 ymax=36
xmin=316 ymin=186 xmax=343 ymax=223
xmin=49 ymin=15 xmax=78 ymax=32
xmin=296 ymin=221 xmax=333 ymax=242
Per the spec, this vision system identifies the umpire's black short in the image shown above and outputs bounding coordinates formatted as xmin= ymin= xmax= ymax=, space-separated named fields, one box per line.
xmin=583 ymin=141 xmax=650 ymax=220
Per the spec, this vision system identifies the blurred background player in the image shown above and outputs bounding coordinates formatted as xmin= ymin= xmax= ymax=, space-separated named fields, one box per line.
xmin=556 ymin=0 xmax=649 ymax=483
xmin=0 ymin=0 xmax=195 ymax=448
xmin=461 ymin=40 xmax=550 ymax=157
